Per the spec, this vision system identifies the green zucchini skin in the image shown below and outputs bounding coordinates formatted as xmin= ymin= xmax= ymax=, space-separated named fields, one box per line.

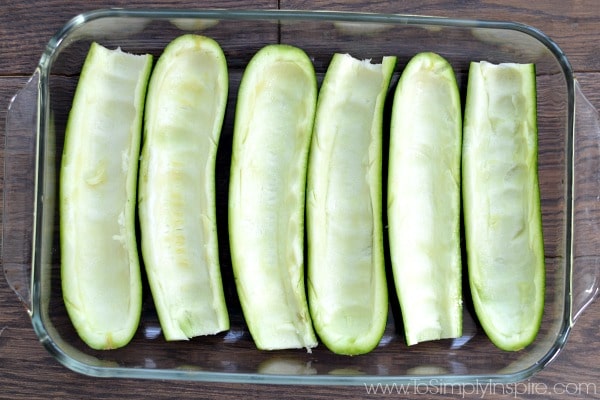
xmin=138 ymin=34 xmax=230 ymax=341
xmin=307 ymin=53 xmax=396 ymax=355
xmin=388 ymin=52 xmax=463 ymax=346
xmin=60 ymin=42 xmax=152 ymax=350
xmin=229 ymin=44 xmax=318 ymax=351
xmin=463 ymin=61 xmax=545 ymax=351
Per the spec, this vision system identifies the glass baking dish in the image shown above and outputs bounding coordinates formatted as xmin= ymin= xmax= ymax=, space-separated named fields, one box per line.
xmin=3 ymin=9 xmax=600 ymax=385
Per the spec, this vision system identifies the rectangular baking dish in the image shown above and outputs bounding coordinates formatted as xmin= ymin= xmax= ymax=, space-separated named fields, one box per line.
xmin=3 ymin=9 xmax=600 ymax=385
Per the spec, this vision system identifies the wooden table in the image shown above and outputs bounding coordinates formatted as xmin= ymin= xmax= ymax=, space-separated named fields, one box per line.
xmin=1 ymin=1 xmax=598 ymax=398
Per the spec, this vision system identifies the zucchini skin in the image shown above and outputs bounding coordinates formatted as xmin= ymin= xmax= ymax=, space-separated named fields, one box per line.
xmin=228 ymin=44 xmax=318 ymax=350
xmin=138 ymin=34 xmax=230 ymax=340
xmin=307 ymin=54 xmax=396 ymax=355
xmin=60 ymin=42 xmax=152 ymax=350
xmin=463 ymin=61 xmax=544 ymax=351
xmin=388 ymin=52 xmax=463 ymax=346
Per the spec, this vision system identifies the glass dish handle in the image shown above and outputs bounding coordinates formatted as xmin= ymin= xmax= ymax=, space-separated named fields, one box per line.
xmin=2 ymin=71 xmax=39 ymax=315
xmin=571 ymin=79 xmax=600 ymax=324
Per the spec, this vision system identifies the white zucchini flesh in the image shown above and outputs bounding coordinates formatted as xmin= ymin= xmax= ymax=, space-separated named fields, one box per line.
xmin=138 ymin=34 xmax=229 ymax=340
xmin=307 ymin=53 xmax=396 ymax=355
xmin=229 ymin=44 xmax=318 ymax=350
xmin=463 ymin=61 xmax=544 ymax=351
xmin=60 ymin=43 xmax=152 ymax=350
xmin=388 ymin=52 xmax=463 ymax=346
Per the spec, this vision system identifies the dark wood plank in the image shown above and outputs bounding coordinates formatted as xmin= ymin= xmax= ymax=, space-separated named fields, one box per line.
xmin=280 ymin=0 xmax=600 ymax=74
xmin=0 ymin=0 xmax=277 ymax=76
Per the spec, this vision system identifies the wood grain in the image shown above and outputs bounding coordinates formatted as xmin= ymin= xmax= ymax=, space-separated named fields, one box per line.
xmin=1 ymin=1 xmax=599 ymax=399
xmin=281 ymin=0 xmax=600 ymax=73
xmin=0 ymin=0 xmax=277 ymax=76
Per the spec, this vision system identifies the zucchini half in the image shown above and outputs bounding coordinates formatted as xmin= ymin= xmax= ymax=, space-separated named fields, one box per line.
xmin=228 ymin=44 xmax=318 ymax=350
xmin=307 ymin=53 xmax=396 ymax=355
xmin=60 ymin=43 xmax=152 ymax=350
xmin=138 ymin=34 xmax=229 ymax=340
xmin=388 ymin=52 xmax=463 ymax=346
xmin=462 ymin=61 xmax=544 ymax=351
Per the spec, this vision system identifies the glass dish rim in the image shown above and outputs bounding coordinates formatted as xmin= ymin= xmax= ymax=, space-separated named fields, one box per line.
xmin=29 ymin=8 xmax=576 ymax=385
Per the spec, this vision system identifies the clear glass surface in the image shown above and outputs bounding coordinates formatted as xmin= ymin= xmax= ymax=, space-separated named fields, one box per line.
xmin=5 ymin=8 xmax=598 ymax=385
